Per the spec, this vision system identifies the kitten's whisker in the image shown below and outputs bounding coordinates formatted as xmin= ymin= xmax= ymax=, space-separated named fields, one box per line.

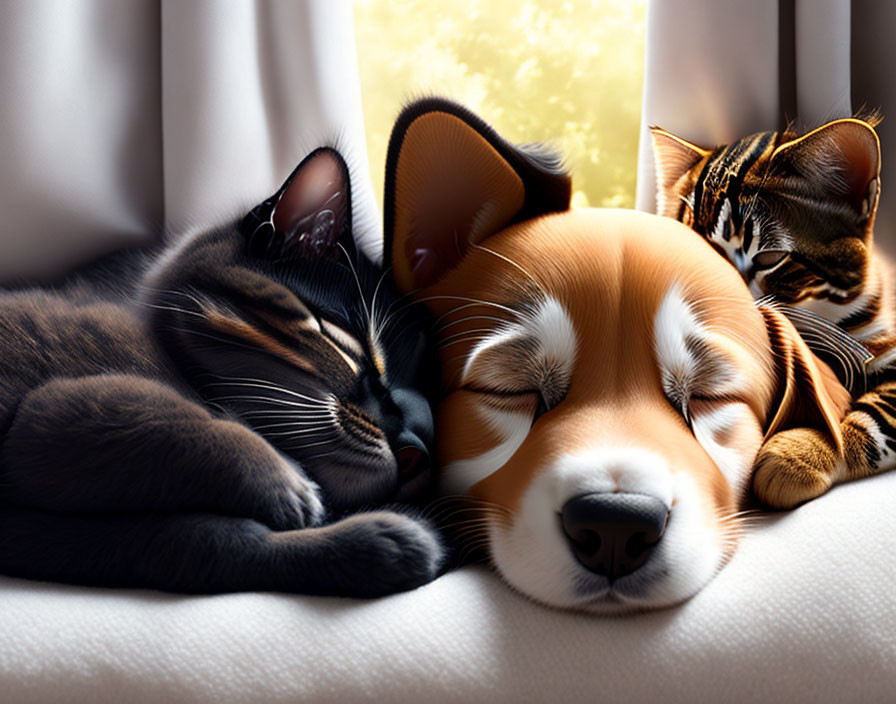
xmin=471 ymin=244 xmax=545 ymax=296
xmin=207 ymin=395 xmax=329 ymax=410
xmin=137 ymin=301 xmax=206 ymax=319
xmin=264 ymin=428 xmax=338 ymax=439
xmin=436 ymin=313 xmax=510 ymax=333
xmin=238 ymin=410 xmax=331 ymax=418
xmin=337 ymin=242 xmax=372 ymax=327
xmin=251 ymin=420 xmax=335 ymax=431
xmin=369 ymin=265 xmax=393 ymax=343
xmin=200 ymin=380 xmax=330 ymax=406
xmin=410 ymin=295 xmax=523 ymax=319
xmin=281 ymin=437 xmax=337 ymax=451
xmin=439 ymin=335 xmax=492 ymax=351
xmin=202 ymin=374 xmax=333 ymax=404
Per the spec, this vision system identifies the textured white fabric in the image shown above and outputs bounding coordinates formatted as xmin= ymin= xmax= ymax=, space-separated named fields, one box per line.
xmin=2 ymin=472 xmax=895 ymax=703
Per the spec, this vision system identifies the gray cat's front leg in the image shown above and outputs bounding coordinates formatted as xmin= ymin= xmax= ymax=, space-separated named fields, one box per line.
xmin=0 ymin=507 xmax=444 ymax=596
xmin=0 ymin=374 xmax=324 ymax=530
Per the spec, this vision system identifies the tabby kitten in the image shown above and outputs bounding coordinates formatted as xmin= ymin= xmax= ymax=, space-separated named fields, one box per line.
xmin=0 ymin=147 xmax=444 ymax=596
xmin=651 ymin=117 xmax=896 ymax=508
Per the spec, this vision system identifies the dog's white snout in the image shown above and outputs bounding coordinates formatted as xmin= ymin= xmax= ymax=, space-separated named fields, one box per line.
xmin=551 ymin=447 xmax=676 ymax=510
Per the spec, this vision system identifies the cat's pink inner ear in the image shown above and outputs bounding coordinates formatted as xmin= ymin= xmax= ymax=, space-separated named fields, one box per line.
xmin=776 ymin=120 xmax=881 ymax=212
xmin=831 ymin=122 xmax=880 ymax=207
xmin=273 ymin=150 xmax=349 ymax=252
xmin=650 ymin=128 xmax=710 ymax=219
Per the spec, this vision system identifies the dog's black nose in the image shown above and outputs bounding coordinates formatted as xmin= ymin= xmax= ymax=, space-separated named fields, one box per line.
xmin=561 ymin=492 xmax=669 ymax=581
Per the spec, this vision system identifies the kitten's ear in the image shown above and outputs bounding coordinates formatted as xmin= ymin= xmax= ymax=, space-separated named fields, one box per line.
xmin=759 ymin=304 xmax=851 ymax=447
xmin=242 ymin=148 xmax=353 ymax=261
xmin=769 ymin=119 xmax=881 ymax=219
xmin=383 ymin=98 xmax=572 ymax=292
xmin=650 ymin=127 xmax=712 ymax=218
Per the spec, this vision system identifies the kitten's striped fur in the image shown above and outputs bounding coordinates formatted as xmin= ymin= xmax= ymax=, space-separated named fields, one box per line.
xmin=652 ymin=117 xmax=896 ymax=507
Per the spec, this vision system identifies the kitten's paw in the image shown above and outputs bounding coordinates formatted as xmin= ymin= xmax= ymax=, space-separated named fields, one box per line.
xmin=323 ymin=511 xmax=445 ymax=597
xmin=753 ymin=428 xmax=840 ymax=509
xmin=254 ymin=469 xmax=325 ymax=531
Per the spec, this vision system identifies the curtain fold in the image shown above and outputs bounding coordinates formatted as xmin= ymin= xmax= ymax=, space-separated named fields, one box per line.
xmin=0 ymin=0 xmax=377 ymax=284
xmin=636 ymin=0 xmax=894 ymax=253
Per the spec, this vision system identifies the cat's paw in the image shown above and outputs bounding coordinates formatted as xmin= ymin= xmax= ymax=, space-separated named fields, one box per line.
xmin=320 ymin=511 xmax=445 ymax=597
xmin=752 ymin=428 xmax=840 ymax=509
xmin=253 ymin=468 xmax=325 ymax=531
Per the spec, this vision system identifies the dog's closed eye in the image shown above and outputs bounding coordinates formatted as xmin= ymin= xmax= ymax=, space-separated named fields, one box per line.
xmin=461 ymin=295 xmax=576 ymax=417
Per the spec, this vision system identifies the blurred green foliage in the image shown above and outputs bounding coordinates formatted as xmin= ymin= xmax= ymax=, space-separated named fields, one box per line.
xmin=355 ymin=0 xmax=646 ymax=210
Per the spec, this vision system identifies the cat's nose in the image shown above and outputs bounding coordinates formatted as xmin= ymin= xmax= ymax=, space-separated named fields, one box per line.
xmin=396 ymin=446 xmax=429 ymax=483
xmin=560 ymin=492 xmax=669 ymax=581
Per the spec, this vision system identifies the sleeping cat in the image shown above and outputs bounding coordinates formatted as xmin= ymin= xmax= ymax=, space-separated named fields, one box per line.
xmin=651 ymin=117 xmax=896 ymax=508
xmin=0 ymin=147 xmax=444 ymax=596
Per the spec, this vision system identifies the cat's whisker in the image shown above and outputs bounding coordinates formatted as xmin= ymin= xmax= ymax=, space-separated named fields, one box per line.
xmin=368 ymin=265 xmax=393 ymax=344
xmin=280 ymin=437 xmax=338 ymax=451
xmin=264 ymin=428 xmax=338 ymax=440
xmin=206 ymin=394 xmax=330 ymax=411
xmin=297 ymin=449 xmax=338 ymax=463
xmin=336 ymin=242 xmax=372 ymax=328
xmin=438 ymin=326 xmax=502 ymax=346
xmin=251 ymin=420 xmax=336 ymax=431
xmin=471 ymin=244 xmax=545 ymax=296
xmin=436 ymin=313 xmax=510 ymax=333
xmin=411 ymin=295 xmax=523 ymax=319
xmin=137 ymin=301 xmax=206 ymax=319
xmin=238 ymin=409 xmax=332 ymax=418
xmin=200 ymin=379 xmax=331 ymax=406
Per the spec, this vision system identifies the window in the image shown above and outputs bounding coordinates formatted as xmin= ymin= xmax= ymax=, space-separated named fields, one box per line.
xmin=355 ymin=0 xmax=646 ymax=210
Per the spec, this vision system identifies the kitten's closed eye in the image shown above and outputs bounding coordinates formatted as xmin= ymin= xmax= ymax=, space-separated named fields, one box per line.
xmin=752 ymin=250 xmax=788 ymax=270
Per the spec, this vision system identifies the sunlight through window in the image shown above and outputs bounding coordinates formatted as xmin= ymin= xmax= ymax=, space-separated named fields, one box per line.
xmin=355 ymin=0 xmax=646 ymax=210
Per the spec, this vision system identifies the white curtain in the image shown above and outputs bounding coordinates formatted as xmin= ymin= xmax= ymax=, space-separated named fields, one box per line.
xmin=636 ymin=0 xmax=896 ymax=255
xmin=0 ymin=0 xmax=379 ymax=283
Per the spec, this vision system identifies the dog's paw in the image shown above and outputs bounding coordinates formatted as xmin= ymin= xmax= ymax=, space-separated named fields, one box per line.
xmin=320 ymin=511 xmax=445 ymax=597
xmin=752 ymin=428 xmax=840 ymax=509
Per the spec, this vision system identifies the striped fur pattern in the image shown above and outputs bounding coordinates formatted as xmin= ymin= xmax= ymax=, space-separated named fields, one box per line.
xmin=652 ymin=117 xmax=896 ymax=507
xmin=0 ymin=148 xmax=445 ymax=595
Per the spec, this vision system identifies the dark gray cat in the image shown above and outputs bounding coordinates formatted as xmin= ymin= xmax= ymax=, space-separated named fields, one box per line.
xmin=0 ymin=148 xmax=444 ymax=597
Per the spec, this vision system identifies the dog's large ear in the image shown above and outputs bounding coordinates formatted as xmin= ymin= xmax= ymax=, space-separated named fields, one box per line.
xmin=383 ymin=98 xmax=572 ymax=292
xmin=759 ymin=305 xmax=852 ymax=449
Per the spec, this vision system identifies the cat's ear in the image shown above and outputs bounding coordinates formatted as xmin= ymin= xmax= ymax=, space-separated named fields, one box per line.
xmin=383 ymin=98 xmax=572 ymax=293
xmin=759 ymin=304 xmax=851 ymax=447
xmin=769 ymin=119 xmax=881 ymax=219
xmin=242 ymin=148 xmax=353 ymax=261
xmin=650 ymin=127 xmax=712 ymax=218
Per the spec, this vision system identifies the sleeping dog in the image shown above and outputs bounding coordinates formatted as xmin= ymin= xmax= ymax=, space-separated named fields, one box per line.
xmin=382 ymin=99 xmax=852 ymax=613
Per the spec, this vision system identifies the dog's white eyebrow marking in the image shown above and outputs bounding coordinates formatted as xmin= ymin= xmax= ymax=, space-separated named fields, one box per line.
xmin=527 ymin=296 xmax=578 ymax=373
xmin=654 ymin=284 xmax=743 ymax=403
xmin=654 ymin=284 xmax=703 ymax=408
xmin=461 ymin=295 xmax=577 ymax=392
xmin=439 ymin=407 xmax=532 ymax=494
